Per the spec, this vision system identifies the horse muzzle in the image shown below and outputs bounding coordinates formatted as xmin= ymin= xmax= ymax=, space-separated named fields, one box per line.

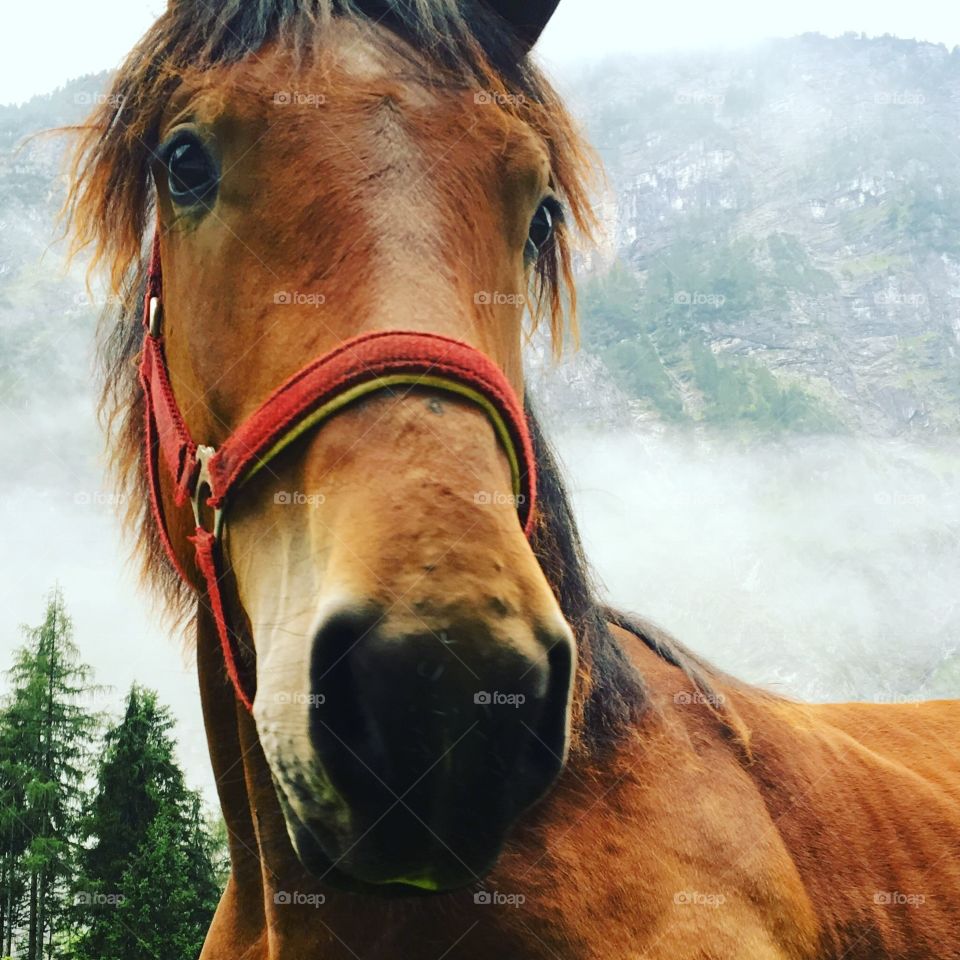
xmin=269 ymin=600 xmax=574 ymax=893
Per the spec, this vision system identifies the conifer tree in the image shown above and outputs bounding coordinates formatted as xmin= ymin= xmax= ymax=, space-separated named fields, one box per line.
xmin=0 ymin=587 xmax=98 ymax=959
xmin=69 ymin=685 xmax=220 ymax=960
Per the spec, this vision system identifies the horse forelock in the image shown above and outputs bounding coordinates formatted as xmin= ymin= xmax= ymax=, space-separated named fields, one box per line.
xmin=65 ymin=0 xmax=596 ymax=309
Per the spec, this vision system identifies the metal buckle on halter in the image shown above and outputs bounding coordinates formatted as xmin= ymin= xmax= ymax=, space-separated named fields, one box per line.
xmin=191 ymin=444 xmax=223 ymax=538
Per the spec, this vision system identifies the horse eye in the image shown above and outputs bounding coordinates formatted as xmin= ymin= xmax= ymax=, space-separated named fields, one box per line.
xmin=526 ymin=201 xmax=556 ymax=258
xmin=164 ymin=135 xmax=218 ymax=207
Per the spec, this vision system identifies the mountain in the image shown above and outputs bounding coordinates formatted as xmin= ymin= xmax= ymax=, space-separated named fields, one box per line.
xmin=0 ymin=74 xmax=114 ymax=492
xmin=558 ymin=33 xmax=960 ymax=435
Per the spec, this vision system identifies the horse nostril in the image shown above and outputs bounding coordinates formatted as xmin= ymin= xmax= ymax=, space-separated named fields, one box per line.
xmin=308 ymin=605 xmax=384 ymax=769
xmin=506 ymin=625 xmax=574 ymax=809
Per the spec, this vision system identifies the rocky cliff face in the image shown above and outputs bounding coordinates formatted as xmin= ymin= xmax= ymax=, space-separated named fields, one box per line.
xmin=552 ymin=34 xmax=960 ymax=436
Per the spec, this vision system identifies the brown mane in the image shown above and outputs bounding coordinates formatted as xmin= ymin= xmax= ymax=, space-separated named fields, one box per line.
xmin=64 ymin=0 xmax=754 ymax=750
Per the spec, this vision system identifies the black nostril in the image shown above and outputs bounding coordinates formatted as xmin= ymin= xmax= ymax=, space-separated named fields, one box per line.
xmin=509 ymin=630 xmax=574 ymax=809
xmin=308 ymin=605 xmax=385 ymax=786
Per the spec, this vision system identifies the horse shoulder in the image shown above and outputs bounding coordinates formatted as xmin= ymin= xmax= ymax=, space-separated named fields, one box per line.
xmin=731 ymin=695 xmax=960 ymax=958
xmin=581 ymin=626 xmax=825 ymax=958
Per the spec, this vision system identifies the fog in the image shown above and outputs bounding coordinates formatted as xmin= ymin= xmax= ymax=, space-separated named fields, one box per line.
xmin=558 ymin=430 xmax=960 ymax=702
xmin=0 ymin=392 xmax=211 ymax=796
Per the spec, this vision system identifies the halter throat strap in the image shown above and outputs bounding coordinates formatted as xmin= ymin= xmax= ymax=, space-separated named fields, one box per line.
xmin=138 ymin=233 xmax=538 ymax=711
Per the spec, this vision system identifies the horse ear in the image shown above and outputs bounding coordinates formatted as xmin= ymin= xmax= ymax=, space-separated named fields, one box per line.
xmin=481 ymin=0 xmax=561 ymax=51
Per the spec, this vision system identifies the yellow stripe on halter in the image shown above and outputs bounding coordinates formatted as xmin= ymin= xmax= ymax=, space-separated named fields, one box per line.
xmin=236 ymin=373 xmax=524 ymax=498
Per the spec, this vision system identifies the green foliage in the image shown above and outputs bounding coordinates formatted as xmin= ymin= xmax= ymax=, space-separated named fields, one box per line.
xmin=0 ymin=587 xmax=99 ymax=960
xmin=766 ymin=234 xmax=836 ymax=297
xmin=691 ymin=339 xmax=840 ymax=432
xmin=579 ymin=261 xmax=644 ymax=351
xmin=578 ymin=255 xmax=842 ymax=434
xmin=206 ymin=816 xmax=231 ymax=893
xmin=67 ymin=686 xmax=221 ymax=960
xmin=603 ymin=336 xmax=684 ymax=420
xmin=886 ymin=179 xmax=960 ymax=256
xmin=0 ymin=592 xmax=223 ymax=960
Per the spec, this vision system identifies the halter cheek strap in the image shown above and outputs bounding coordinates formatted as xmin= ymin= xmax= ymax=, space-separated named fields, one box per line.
xmin=138 ymin=233 xmax=538 ymax=711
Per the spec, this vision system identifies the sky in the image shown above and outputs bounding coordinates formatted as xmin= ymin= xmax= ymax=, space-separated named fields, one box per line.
xmin=2 ymin=0 xmax=960 ymax=104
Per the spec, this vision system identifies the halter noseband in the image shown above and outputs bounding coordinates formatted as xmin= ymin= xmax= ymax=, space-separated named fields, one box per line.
xmin=138 ymin=233 xmax=538 ymax=711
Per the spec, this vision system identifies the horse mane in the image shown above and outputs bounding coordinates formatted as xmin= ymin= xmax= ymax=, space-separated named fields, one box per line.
xmin=63 ymin=0 xmax=755 ymax=751
xmin=526 ymin=411 xmax=759 ymax=752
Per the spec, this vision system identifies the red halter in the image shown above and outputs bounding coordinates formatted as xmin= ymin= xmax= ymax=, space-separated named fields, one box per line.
xmin=138 ymin=233 xmax=538 ymax=710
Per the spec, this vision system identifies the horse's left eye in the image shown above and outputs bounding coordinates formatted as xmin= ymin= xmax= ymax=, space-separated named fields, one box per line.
xmin=526 ymin=201 xmax=557 ymax=258
xmin=162 ymin=134 xmax=219 ymax=208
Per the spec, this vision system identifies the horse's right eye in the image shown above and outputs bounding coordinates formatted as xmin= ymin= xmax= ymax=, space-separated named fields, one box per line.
xmin=163 ymin=134 xmax=219 ymax=208
xmin=525 ymin=198 xmax=562 ymax=261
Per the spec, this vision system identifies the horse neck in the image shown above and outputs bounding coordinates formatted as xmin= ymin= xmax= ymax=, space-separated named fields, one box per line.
xmin=198 ymin=605 xmax=368 ymax=957
xmin=196 ymin=607 xmax=267 ymax=949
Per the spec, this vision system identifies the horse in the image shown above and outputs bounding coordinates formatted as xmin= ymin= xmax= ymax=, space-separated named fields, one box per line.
xmin=65 ymin=1 xmax=960 ymax=957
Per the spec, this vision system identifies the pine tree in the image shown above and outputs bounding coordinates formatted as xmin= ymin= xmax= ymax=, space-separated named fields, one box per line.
xmin=0 ymin=587 xmax=98 ymax=959
xmin=0 ymin=742 xmax=29 ymax=957
xmin=68 ymin=686 xmax=221 ymax=960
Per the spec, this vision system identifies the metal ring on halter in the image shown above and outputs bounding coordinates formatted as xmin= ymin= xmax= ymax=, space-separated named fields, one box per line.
xmin=191 ymin=445 xmax=223 ymax=538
